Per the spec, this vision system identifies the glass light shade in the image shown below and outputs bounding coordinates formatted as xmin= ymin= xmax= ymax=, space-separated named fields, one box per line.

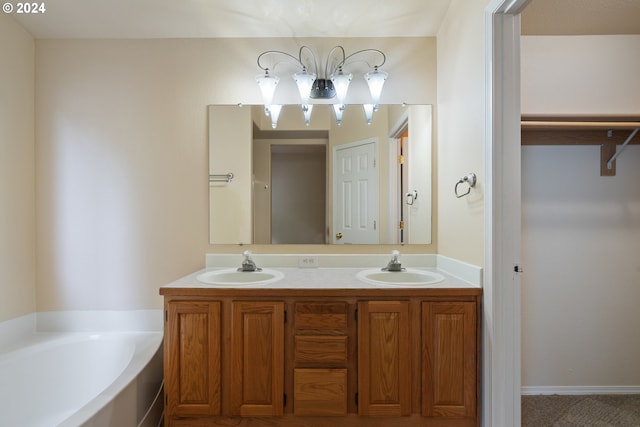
xmin=293 ymin=69 xmax=317 ymax=104
xmin=333 ymin=104 xmax=345 ymax=126
xmin=364 ymin=68 xmax=388 ymax=111
xmin=256 ymin=71 xmax=280 ymax=110
xmin=363 ymin=104 xmax=374 ymax=125
xmin=330 ymin=70 xmax=353 ymax=105
xmin=269 ymin=105 xmax=282 ymax=128
xmin=302 ymin=104 xmax=313 ymax=126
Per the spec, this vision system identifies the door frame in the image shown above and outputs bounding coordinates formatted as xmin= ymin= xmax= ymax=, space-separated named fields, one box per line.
xmin=387 ymin=136 xmax=401 ymax=244
xmin=387 ymin=111 xmax=409 ymax=245
xmin=485 ymin=0 xmax=530 ymax=426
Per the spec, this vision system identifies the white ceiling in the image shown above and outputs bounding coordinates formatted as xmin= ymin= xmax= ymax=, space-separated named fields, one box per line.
xmin=10 ymin=0 xmax=640 ymax=39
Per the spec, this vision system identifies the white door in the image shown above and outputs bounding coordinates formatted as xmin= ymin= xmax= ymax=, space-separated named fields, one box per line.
xmin=332 ymin=140 xmax=379 ymax=244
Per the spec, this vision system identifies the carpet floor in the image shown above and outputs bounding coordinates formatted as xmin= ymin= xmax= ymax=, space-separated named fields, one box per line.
xmin=522 ymin=395 xmax=640 ymax=426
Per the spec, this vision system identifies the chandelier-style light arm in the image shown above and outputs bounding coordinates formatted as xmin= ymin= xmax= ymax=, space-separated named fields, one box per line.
xmin=257 ymin=50 xmax=305 ymax=72
xmin=324 ymin=45 xmax=347 ymax=78
xmin=298 ymin=46 xmax=319 ymax=75
xmin=333 ymin=48 xmax=386 ymax=74
xmin=257 ymin=46 xmax=319 ymax=73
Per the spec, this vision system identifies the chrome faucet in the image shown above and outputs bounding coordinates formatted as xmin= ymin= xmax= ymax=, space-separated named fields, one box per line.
xmin=238 ymin=250 xmax=261 ymax=272
xmin=382 ymin=250 xmax=404 ymax=272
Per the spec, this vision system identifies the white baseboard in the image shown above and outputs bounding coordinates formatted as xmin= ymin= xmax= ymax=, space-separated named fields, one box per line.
xmin=522 ymin=386 xmax=640 ymax=395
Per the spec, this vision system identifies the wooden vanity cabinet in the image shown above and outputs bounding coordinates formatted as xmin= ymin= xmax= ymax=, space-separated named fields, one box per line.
xmin=161 ymin=288 xmax=481 ymax=427
xmin=164 ymin=301 xmax=221 ymax=418
xmin=422 ymin=301 xmax=478 ymax=421
xmin=357 ymin=300 xmax=411 ymax=416
xmin=230 ymin=301 xmax=284 ymax=416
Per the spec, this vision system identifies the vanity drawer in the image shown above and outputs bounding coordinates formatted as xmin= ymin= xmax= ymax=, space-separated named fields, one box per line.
xmin=294 ymin=368 xmax=348 ymax=416
xmin=295 ymin=335 xmax=348 ymax=363
xmin=295 ymin=302 xmax=348 ymax=330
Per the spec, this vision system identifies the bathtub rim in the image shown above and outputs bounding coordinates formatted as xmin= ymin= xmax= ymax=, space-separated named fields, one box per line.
xmin=58 ymin=330 xmax=163 ymax=427
xmin=0 ymin=310 xmax=164 ymax=427
xmin=0 ymin=309 xmax=162 ymax=349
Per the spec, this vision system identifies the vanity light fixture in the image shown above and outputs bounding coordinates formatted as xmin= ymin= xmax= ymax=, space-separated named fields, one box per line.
xmin=256 ymin=46 xmax=388 ymax=128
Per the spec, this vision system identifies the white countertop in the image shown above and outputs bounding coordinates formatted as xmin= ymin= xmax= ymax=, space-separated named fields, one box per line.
xmin=162 ymin=266 xmax=480 ymax=290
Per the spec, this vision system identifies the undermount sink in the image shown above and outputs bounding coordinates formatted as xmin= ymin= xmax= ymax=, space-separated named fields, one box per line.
xmin=196 ymin=268 xmax=284 ymax=286
xmin=356 ymin=268 xmax=445 ymax=286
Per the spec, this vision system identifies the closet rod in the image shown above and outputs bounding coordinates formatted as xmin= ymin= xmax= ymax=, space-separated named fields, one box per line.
xmin=607 ymin=128 xmax=639 ymax=170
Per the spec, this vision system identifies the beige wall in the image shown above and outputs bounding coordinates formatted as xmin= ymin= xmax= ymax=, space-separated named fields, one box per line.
xmin=521 ymin=35 xmax=640 ymax=388
xmin=34 ymin=37 xmax=437 ymax=312
xmin=435 ymin=0 xmax=487 ymax=266
xmin=522 ymin=35 xmax=640 ymax=115
xmin=0 ymin=15 xmax=36 ymax=322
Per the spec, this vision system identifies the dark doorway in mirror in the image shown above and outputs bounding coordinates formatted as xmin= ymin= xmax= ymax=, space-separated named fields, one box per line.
xmin=265 ymin=144 xmax=327 ymax=244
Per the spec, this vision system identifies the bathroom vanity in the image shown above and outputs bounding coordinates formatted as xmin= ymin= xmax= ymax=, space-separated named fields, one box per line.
xmin=160 ymin=264 xmax=481 ymax=427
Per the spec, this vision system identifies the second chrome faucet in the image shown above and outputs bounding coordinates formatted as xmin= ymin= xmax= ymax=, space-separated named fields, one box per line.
xmin=238 ymin=250 xmax=262 ymax=272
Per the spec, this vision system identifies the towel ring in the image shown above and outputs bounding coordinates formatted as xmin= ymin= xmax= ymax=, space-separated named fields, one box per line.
xmin=455 ymin=173 xmax=476 ymax=198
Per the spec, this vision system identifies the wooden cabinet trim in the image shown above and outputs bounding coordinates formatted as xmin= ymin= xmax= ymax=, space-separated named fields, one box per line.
xmin=160 ymin=287 xmax=482 ymax=298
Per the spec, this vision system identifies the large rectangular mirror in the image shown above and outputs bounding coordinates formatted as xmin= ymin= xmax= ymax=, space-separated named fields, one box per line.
xmin=209 ymin=104 xmax=432 ymax=245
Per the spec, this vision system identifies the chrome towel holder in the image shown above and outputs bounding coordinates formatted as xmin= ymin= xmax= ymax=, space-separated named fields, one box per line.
xmin=455 ymin=173 xmax=476 ymax=198
xmin=209 ymin=172 xmax=234 ymax=183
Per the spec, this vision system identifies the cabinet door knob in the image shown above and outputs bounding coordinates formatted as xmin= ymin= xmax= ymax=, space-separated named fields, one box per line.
xmin=336 ymin=232 xmax=343 ymax=240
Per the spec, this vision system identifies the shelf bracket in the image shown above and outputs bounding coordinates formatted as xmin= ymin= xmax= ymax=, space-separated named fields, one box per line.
xmin=601 ymin=128 xmax=639 ymax=176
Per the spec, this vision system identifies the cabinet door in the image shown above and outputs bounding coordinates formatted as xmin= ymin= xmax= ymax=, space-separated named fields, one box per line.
xmin=422 ymin=301 xmax=477 ymax=418
xmin=230 ymin=301 xmax=285 ymax=416
xmin=357 ymin=300 xmax=411 ymax=416
xmin=165 ymin=301 xmax=221 ymax=417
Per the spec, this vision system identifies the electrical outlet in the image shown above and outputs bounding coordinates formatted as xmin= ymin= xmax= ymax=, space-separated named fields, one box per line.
xmin=298 ymin=255 xmax=319 ymax=268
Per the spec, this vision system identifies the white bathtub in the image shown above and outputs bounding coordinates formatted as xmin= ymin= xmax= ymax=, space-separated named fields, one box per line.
xmin=0 ymin=311 xmax=163 ymax=427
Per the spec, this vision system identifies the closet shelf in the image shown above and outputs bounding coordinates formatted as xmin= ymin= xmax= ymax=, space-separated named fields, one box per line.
xmin=522 ymin=114 xmax=640 ymax=133
xmin=521 ymin=114 xmax=640 ymax=176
